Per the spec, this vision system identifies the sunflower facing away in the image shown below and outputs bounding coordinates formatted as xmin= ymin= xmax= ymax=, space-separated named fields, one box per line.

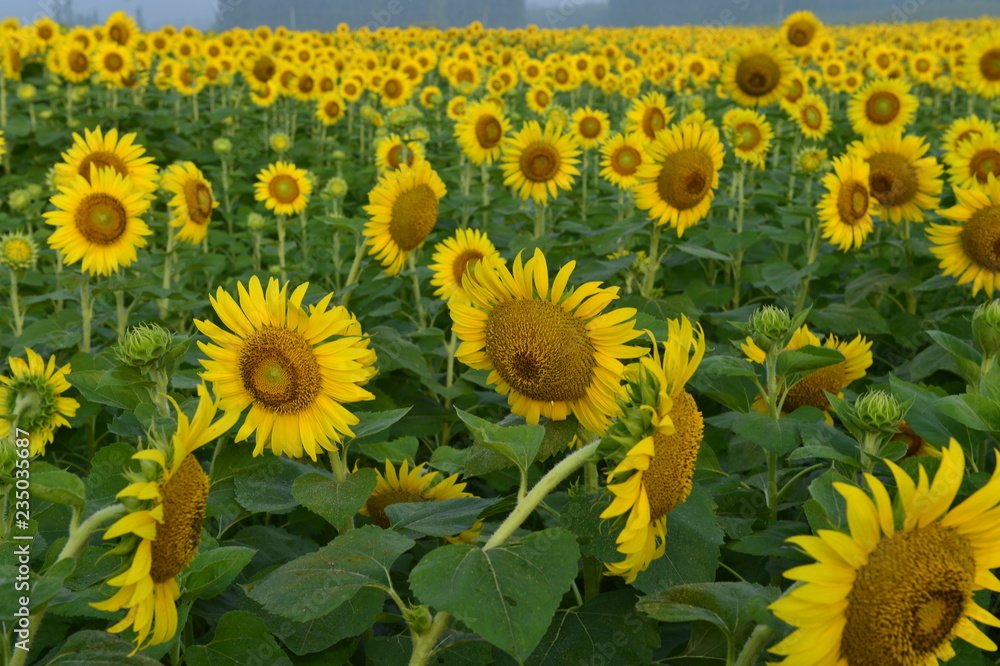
xmin=195 ymin=276 xmax=378 ymax=460
xmin=722 ymin=108 xmax=773 ymax=169
xmin=847 ymin=131 xmax=943 ymax=224
xmin=600 ymin=316 xmax=706 ymax=583
xmin=361 ymin=459 xmax=474 ymax=530
xmin=720 ymin=41 xmax=794 ymax=108
xmin=91 ymin=385 xmax=238 ymax=651
xmin=945 ymin=127 xmax=1000 ymax=193
xmin=0 ymin=348 xmax=79 ymax=456
xmin=500 ymin=120 xmax=580 ymax=205
xmin=45 ymin=167 xmax=152 ymax=277
xmin=818 ymin=155 xmax=875 ymax=252
xmin=769 ymin=440 xmax=1000 ymax=665
xmin=847 ymin=78 xmax=919 ymax=137
xmin=455 ymin=100 xmax=511 ymax=166
xmin=254 ymin=161 xmax=312 ymax=216
xmin=928 ymin=176 xmax=1000 ymax=298
xmin=428 ymin=227 xmax=501 ymax=303
xmin=450 ymin=248 xmax=645 ymax=434
xmin=633 ymin=122 xmax=725 ymax=236
xmin=162 ymin=161 xmax=218 ymax=245
xmin=625 ymin=92 xmax=675 ymax=141
xmin=55 ymin=126 xmax=159 ymax=197
xmin=363 ymin=160 xmax=447 ymax=276
xmin=599 ymin=132 xmax=649 ymax=190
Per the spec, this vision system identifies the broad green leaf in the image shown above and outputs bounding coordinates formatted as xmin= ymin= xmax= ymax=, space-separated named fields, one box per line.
xmin=182 ymin=546 xmax=255 ymax=600
xmin=85 ymin=441 xmax=138 ymax=505
xmin=926 ymin=330 xmax=982 ymax=383
xmin=809 ymin=304 xmax=890 ymax=336
xmin=356 ymin=436 xmax=419 ymax=465
xmin=409 ymin=528 xmax=580 ymax=662
xmin=385 ymin=497 xmax=499 ymax=537
xmin=428 ymin=445 xmax=471 ymax=475
xmin=934 ymin=394 xmax=1000 ymax=435
xmin=637 ymin=582 xmax=779 ymax=639
xmin=233 ymin=455 xmax=311 ymax=514
xmin=699 ymin=355 xmax=760 ymax=379
xmin=248 ymin=526 xmax=414 ymax=622
xmin=292 ymin=468 xmax=378 ymax=529
xmin=253 ymin=587 xmax=383 ymax=656
xmin=29 ymin=461 xmax=86 ymax=510
xmin=348 ymin=407 xmax=413 ymax=445
xmin=41 ymin=631 xmax=162 ymax=665
xmin=731 ymin=408 xmax=824 ymax=455
xmin=776 ymin=345 xmax=845 ymax=377
xmin=558 ymin=492 xmax=622 ymax=563
xmin=68 ymin=361 xmax=155 ymax=411
xmin=535 ymin=417 xmax=580 ymax=463
xmin=184 ymin=611 xmax=292 ymax=666
xmin=806 ymin=469 xmax=853 ymax=532
xmin=457 ymin=408 xmax=544 ymax=474
xmin=728 ymin=521 xmax=809 ymax=558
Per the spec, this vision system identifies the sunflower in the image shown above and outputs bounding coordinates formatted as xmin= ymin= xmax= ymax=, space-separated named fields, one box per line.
xmin=625 ymin=92 xmax=675 ymax=141
xmin=162 ymin=162 xmax=217 ymax=245
xmin=894 ymin=420 xmax=941 ymax=460
xmin=93 ymin=43 xmax=130 ymax=85
xmin=720 ymin=41 xmax=794 ymax=108
xmin=428 ymin=228 xmax=501 ymax=302
xmin=254 ymin=161 xmax=311 ymax=216
xmin=722 ymin=108 xmax=773 ymax=169
xmin=499 ymin=120 xmax=580 ymax=205
xmin=195 ymin=277 xmax=378 ymax=460
xmin=600 ymin=317 xmax=705 ymax=583
xmin=44 ymin=168 xmax=151 ymax=277
xmin=945 ymin=128 xmax=1000 ymax=192
xmin=56 ymin=126 xmax=159 ymax=197
xmin=105 ymin=10 xmax=138 ymax=47
xmin=928 ymin=176 xmax=1000 ymax=297
xmin=599 ymin=132 xmax=649 ymax=191
xmin=818 ymin=155 xmax=874 ymax=252
xmin=525 ymin=84 xmax=554 ymax=115
xmin=446 ymin=95 xmax=468 ymax=120
xmin=792 ymin=93 xmax=831 ymax=140
xmin=315 ymin=92 xmax=345 ymax=126
xmin=633 ymin=122 xmax=725 ymax=237
xmin=361 ymin=459 xmax=473 ymax=529
xmin=743 ymin=325 xmax=873 ymax=421
xmin=847 ymin=78 xmax=918 ymax=136
xmin=910 ymin=52 xmax=940 ymax=83
xmin=847 ymin=131 xmax=943 ymax=224
xmin=91 ymin=385 xmax=238 ymax=651
xmin=450 ymin=248 xmax=645 ymax=434
xmin=942 ymin=115 xmax=994 ymax=155
xmin=769 ymin=440 xmax=1000 ymax=665
xmin=374 ymin=133 xmax=426 ymax=172
xmin=363 ymin=160 xmax=447 ymax=276
xmin=964 ymin=30 xmax=1000 ymax=98
xmin=782 ymin=11 xmax=822 ymax=54
xmin=419 ymin=85 xmax=442 ymax=108
xmin=570 ymin=106 xmax=611 ymax=150
xmin=379 ymin=70 xmax=412 ymax=107
xmin=455 ymin=100 xmax=511 ymax=166
xmin=0 ymin=348 xmax=79 ymax=457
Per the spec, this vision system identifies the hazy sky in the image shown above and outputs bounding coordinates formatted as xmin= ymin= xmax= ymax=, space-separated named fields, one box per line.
xmin=2 ymin=0 xmax=218 ymax=29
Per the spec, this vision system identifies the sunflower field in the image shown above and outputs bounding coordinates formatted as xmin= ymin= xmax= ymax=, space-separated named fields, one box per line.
xmin=2 ymin=8 xmax=1000 ymax=665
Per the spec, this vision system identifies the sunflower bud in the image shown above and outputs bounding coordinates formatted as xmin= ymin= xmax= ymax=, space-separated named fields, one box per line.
xmin=972 ymin=300 xmax=1000 ymax=360
xmin=16 ymin=84 xmax=36 ymax=101
xmin=331 ymin=149 xmax=347 ymax=162
xmin=246 ymin=212 xmax=267 ymax=232
xmin=325 ymin=176 xmax=348 ymax=199
xmin=854 ymin=390 xmax=907 ymax=434
xmin=606 ymin=362 xmax=661 ymax=451
xmin=747 ymin=305 xmax=792 ymax=354
xmin=212 ymin=137 xmax=233 ymax=155
xmin=0 ymin=232 xmax=38 ymax=271
xmin=403 ymin=603 xmax=432 ymax=634
xmin=269 ymin=132 xmax=291 ymax=153
xmin=8 ymin=188 xmax=31 ymax=211
xmin=115 ymin=323 xmax=172 ymax=371
xmin=25 ymin=184 xmax=42 ymax=200
xmin=797 ymin=146 xmax=829 ymax=174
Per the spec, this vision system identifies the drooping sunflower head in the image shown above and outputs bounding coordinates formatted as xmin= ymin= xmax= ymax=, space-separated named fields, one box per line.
xmin=91 ymin=385 xmax=238 ymax=651
xmin=363 ymin=159 xmax=447 ymax=276
xmin=946 ymin=126 xmax=1000 ymax=192
xmin=625 ymin=91 xmax=675 ymax=141
xmin=848 ymin=78 xmax=919 ymax=136
xmin=722 ymin=107 xmax=774 ymax=169
xmin=848 ymin=130 xmax=944 ymax=224
xmin=570 ymin=106 xmax=611 ymax=149
xmin=770 ymin=440 xmax=1000 ymax=665
xmin=499 ymin=119 xmax=581 ymax=205
xmin=163 ymin=161 xmax=218 ymax=245
xmin=0 ymin=348 xmax=79 ymax=457
xmin=720 ymin=41 xmax=794 ymax=108
xmin=253 ymin=161 xmax=312 ymax=216
xmin=428 ymin=227 xmax=502 ymax=303
xmin=195 ymin=277 xmax=378 ymax=460
xmin=599 ymin=132 xmax=649 ymax=190
xmin=818 ymin=154 xmax=875 ymax=252
xmin=633 ymin=121 xmax=726 ymax=236
xmin=782 ymin=10 xmax=822 ymax=53
xmin=455 ymin=99 xmax=511 ymax=166
xmin=599 ymin=316 xmax=706 ymax=583
xmin=55 ymin=126 xmax=159 ymax=198
xmin=929 ymin=175 xmax=1000 ymax=298
xmin=361 ymin=459 xmax=473 ymax=529
xmin=451 ymin=248 xmax=645 ymax=434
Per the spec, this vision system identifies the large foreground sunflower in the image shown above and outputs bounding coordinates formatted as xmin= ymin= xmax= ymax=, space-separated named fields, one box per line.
xmin=254 ymin=161 xmax=312 ymax=216
xmin=928 ymin=176 xmax=1000 ymax=297
xmin=847 ymin=131 xmax=943 ymax=224
xmin=0 ymin=348 xmax=79 ymax=456
xmin=818 ymin=155 xmax=874 ymax=251
xmin=500 ymin=120 xmax=580 ymax=205
xmin=847 ymin=78 xmax=918 ymax=136
xmin=451 ymin=248 xmax=645 ymax=434
xmin=720 ymin=41 xmax=794 ymax=108
xmin=195 ymin=277 xmax=378 ymax=460
xmin=55 ymin=126 xmax=159 ymax=197
xmin=428 ymin=227 xmax=501 ymax=303
xmin=91 ymin=386 xmax=238 ymax=650
xmin=363 ymin=160 xmax=447 ymax=276
xmin=633 ymin=122 xmax=725 ymax=236
xmin=600 ymin=317 xmax=706 ymax=583
xmin=455 ymin=100 xmax=511 ymax=166
xmin=44 ymin=167 xmax=152 ymax=276
xmin=162 ymin=161 xmax=217 ymax=245
xmin=770 ymin=440 xmax=1000 ymax=665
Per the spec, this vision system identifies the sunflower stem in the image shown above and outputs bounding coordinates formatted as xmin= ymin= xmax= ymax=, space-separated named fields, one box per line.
xmin=408 ymin=611 xmax=452 ymax=666
xmin=9 ymin=268 xmax=23 ymax=337
xmin=533 ymin=202 xmax=547 ymax=239
xmin=114 ymin=289 xmax=127 ymax=338
xmin=581 ymin=151 xmax=589 ymax=220
xmin=276 ymin=214 xmax=287 ymax=282
xmin=484 ymin=440 xmax=600 ymax=551
xmin=409 ymin=253 xmax=427 ymax=330
xmin=299 ymin=209 xmax=310 ymax=262
xmin=733 ymin=623 xmax=774 ymax=666
xmin=220 ymin=157 xmax=233 ymax=233
xmin=731 ymin=162 xmax=747 ymax=308
xmin=480 ymin=160 xmax=490 ymax=226
xmin=341 ymin=237 xmax=364 ymax=308
xmin=80 ymin=275 xmax=93 ymax=353
xmin=160 ymin=224 xmax=175 ymax=320
xmin=328 ymin=450 xmax=355 ymax=531
xmin=640 ymin=224 xmax=661 ymax=298
xmin=582 ymin=461 xmax=602 ymax=600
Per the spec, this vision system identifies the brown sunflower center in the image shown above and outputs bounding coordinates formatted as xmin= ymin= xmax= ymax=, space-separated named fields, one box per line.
xmin=735 ymin=122 xmax=762 ymax=151
xmin=485 ymin=299 xmax=596 ymax=403
xmin=366 ymin=488 xmax=429 ymax=529
xmin=865 ymin=91 xmax=902 ymax=125
xmin=384 ymin=79 xmax=402 ymax=98
xmin=239 ymin=326 xmax=322 ymax=414
xmin=38 ymin=25 xmax=53 ymax=40
xmin=388 ymin=184 xmax=439 ymax=251
xmin=868 ymin=152 xmax=918 ymax=207
xmin=785 ymin=79 xmax=804 ymax=104
xmin=534 ymin=90 xmax=550 ymax=107
xmin=800 ymin=104 xmax=824 ymax=130
xmin=475 ymin=115 xmax=503 ymax=149
xmin=253 ymin=56 xmax=276 ymax=82
xmin=642 ymin=107 xmax=666 ymax=139
xmin=612 ymin=146 xmax=641 ymax=176
xmin=149 ymin=454 xmax=209 ymax=583
xmin=955 ymin=129 xmax=982 ymax=147
xmin=781 ymin=361 xmax=846 ymax=413
xmin=787 ymin=21 xmax=815 ymax=47
xmin=960 ymin=205 xmax=1000 ymax=271
xmin=104 ymin=53 xmax=124 ymax=72
xmin=451 ymin=249 xmax=484 ymax=287
xmin=184 ymin=180 xmax=213 ymax=225
xmin=298 ymin=76 xmax=314 ymax=93
xmin=268 ymin=174 xmax=300 ymax=204
xmin=642 ymin=390 xmax=704 ymax=520
xmin=580 ymin=116 xmax=602 ymax=139
xmin=979 ymin=48 xmax=1000 ymax=81
xmin=735 ymin=54 xmax=782 ymax=99
xmin=324 ymin=100 xmax=341 ymax=118
xmin=109 ymin=24 xmax=128 ymax=45
xmin=78 ymin=150 xmax=129 ymax=181
xmin=915 ymin=58 xmax=931 ymax=72
xmin=970 ymin=149 xmax=1000 ymax=184
xmin=655 ymin=148 xmax=714 ymax=211
xmin=519 ymin=142 xmax=561 ymax=183
xmin=836 ymin=179 xmax=870 ymax=224
xmin=456 ymin=67 xmax=475 ymax=83
xmin=555 ymin=68 xmax=569 ymax=83
xmin=840 ymin=523 xmax=975 ymax=666
xmin=74 ymin=193 xmax=128 ymax=245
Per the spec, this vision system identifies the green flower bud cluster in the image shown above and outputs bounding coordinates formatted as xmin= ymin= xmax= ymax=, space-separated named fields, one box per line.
xmin=747 ymin=305 xmax=792 ymax=354
xmin=325 ymin=176 xmax=348 ymax=199
xmin=973 ymin=300 xmax=1000 ymax=360
xmin=115 ymin=323 xmax=172 ymax=371
xmin=213 ymin=137 xmax=233 ymax=155
xmin=854 ymin=390 xmax=908 ymax=433
xmin=247 ymin=212 xmax=267 ymax=232
xmin=0 ymin=232 xmax=38 ymax=271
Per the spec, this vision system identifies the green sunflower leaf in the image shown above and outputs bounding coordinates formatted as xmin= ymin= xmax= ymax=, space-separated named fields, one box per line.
xmin=40 ymin=630 xmax=163 ymax=665
xmin=636 ymin=581 xmax=779 ymax=639
xmin=29 ymin=461 xmax=86 ymax=511
xmin=775 ymin=345 xmax=845 ymax=377
xmin=184 ymin=611 xmax=292 ymax=666
xmin=182 ymin=546 xmax=256 ymax=600
xmin=385 ymin=496 xmax=500 ymax=538
xmin=291 ymin=468 xmax=378 ymax=529
xmin=456 ymin=408 xmax=544 ymax=474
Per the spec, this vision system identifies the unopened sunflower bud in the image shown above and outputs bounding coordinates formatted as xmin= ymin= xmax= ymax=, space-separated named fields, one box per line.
xmin=854 ymin=390 xmax=907 ymax=434
xmin=973 ymin=300 xmax=1000 ymax=360
xmin=115 ymin=323 xmax=172 ymax=370
xmin=326 ymin=176 xmax=348 ymax=199
xmin=17 ymin=84 xmax=36 ymax=101
xmin=332 ymin=149 xmax=347 ymax=162
xmin=269 ymin=132 xmax=291 ymax=153
xmin=747 ymin=305 xmax=791 ymax=354
xmin=212 ymin=137 xmax=233 ymax=155
xmin=8 ymin=188 xmax=31 ymax=211
xmin=25 ymin=184 xmax=42 ymax=200
xmin=247 ymin=212 xmax=267 ymax=232
xmin=0 ymin=232 xmax=38 ymax=271
xmin=404 ymin=604 xmax=432 ymax=634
